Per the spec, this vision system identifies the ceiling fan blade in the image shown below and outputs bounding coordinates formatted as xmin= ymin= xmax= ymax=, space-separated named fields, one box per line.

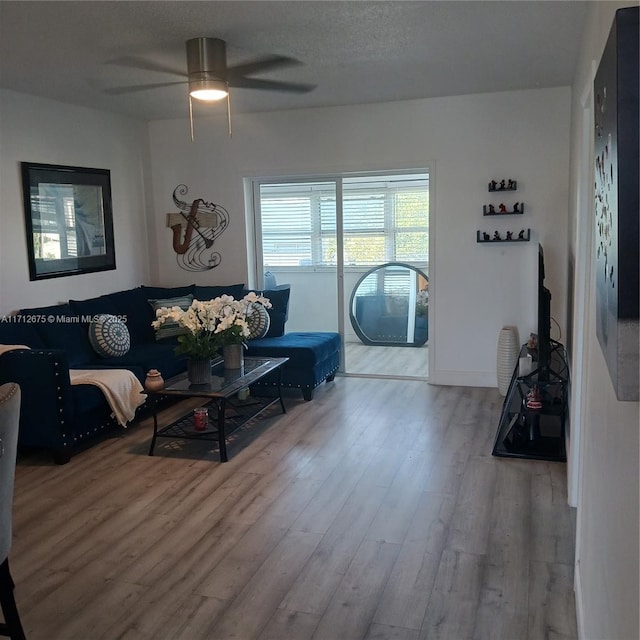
xmin=104 ymin=81 xmax=187 ymax=95
xmin=229 ymin=77 xmax=316 ymax=94
xmin=107 ymin=56 xmax=187 ymax=78
xmin=227 ymin=55 xmax=302 ymax=79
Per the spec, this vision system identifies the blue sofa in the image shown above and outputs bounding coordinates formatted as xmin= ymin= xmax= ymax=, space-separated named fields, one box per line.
xmin=0 ymin=284 xmax=340 ymax=463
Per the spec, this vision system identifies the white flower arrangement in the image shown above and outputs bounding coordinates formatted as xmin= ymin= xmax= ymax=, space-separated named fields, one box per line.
xmin=152 ymin=292 xmax=271 ymax=358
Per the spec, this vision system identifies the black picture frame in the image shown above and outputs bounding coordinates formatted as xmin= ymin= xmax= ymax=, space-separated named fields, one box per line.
xmin=21 ymin=162 xmax=116 ymax=281
xmin=593 ymin=6 xmax=639 ymax=401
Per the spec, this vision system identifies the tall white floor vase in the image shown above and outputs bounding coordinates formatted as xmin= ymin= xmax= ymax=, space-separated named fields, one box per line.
xmin=497 ymin=326 xmax=520 ymax=396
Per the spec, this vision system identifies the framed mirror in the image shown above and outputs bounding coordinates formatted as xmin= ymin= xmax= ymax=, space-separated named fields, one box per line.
xmin=21 ymin=162 xmax=115 ymax=280
xmin=349 ymin=262 xmax=429 ymax=346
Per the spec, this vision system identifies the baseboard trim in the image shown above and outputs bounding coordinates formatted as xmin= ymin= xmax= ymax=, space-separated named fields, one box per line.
xmin=574 ymin=561 xmax=584 ymax=639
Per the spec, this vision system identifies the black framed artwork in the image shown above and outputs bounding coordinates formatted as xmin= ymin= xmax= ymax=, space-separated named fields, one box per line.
xmin=21 ymin=162 xmax=116 ymax=280
xmin=593 ymin=6 xmax=639 ymax=401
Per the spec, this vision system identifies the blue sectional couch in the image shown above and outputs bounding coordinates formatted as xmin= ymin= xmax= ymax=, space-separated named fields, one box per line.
xmin=246 ymin=332 xmax=341 ymax=400
xmin=0 ymin=284 xmax=340 ymax=463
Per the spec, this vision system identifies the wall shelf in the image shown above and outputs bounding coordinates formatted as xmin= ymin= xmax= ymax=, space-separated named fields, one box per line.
xmin=488 ymin=179 xmax=517 ymax=192
xmin=477 ymin=229 xmax=530 ymax=243
xmin=483 ymin=204 xmax=524 ymax=216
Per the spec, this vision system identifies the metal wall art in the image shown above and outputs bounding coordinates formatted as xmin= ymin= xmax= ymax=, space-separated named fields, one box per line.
xmin=167 ymin=184 xmax=229 ymax=271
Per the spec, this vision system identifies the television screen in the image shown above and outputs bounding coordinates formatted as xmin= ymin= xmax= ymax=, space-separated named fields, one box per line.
xmin=537 ymin=244 xmax=552 ymax=379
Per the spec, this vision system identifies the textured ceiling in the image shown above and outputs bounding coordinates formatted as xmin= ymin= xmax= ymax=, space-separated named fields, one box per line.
xmin=0 ymin=1 xmax=588 ymax=121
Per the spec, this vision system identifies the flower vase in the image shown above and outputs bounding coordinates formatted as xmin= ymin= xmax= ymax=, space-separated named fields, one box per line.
xmin=497 ymin=326 xmax=520 ymax=396
xmin=187 ymin=358 xmax=212 ymax=385
xmin=223 ymin=344 xmax=244 ymax=369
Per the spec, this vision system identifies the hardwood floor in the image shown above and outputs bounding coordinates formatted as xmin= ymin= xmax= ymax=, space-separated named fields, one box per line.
xmin=10 ymin=378 xmax=577 ymax=639
xmin=344 ymin=342 xmax=428 ymax=378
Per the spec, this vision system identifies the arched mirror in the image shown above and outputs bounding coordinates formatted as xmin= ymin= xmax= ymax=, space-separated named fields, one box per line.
xmin=349 ymin=262 xmax=429 ymax=347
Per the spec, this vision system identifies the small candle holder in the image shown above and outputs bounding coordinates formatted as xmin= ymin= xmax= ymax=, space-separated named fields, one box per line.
xmin=193 ymin=407 xmax=208 ymax=431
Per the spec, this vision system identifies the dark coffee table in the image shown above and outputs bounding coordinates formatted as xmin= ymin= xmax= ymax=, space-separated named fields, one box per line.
xmin=147 ymin=356 xmax=288 ymax=462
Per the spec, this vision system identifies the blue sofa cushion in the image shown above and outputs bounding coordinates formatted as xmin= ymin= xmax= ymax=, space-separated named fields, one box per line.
xmin=140 ymin=284 xmax=195 ymax=299
xmin=246 ymin=332 xmax=341 ymax=368
xmin=72 ymin=383 xmax=118 ymax=419
xmin=0 ymin=320 xmax=45 ymax=348
xmin=193 ymin=283 xmax=245 ymax=301
xmin=106 ymin=288 xmax=155 ymax=345
xmin=244 ymin=287 xmax=290 ymax=337
xmin=99 ymin=342 xmax=187 ymax=381
xmin=69 ymin=295 xmax=120 ymax=325
xmin=22 ymin=303 xmax=97 ymax=366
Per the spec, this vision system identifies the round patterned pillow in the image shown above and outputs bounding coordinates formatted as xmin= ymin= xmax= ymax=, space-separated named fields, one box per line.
xmin=246 ymin=303 xmax=271 ymax=340
xmin=89 ymin=314 xmax=131 ymax=357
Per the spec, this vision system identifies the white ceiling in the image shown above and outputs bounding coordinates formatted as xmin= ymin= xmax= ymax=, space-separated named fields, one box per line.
xmin=0 ymin=1 xmax=588 ymax=121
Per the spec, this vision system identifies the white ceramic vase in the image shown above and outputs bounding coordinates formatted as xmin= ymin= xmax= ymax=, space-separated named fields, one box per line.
xmin=497 ymin=326 xmax=520 ymax=396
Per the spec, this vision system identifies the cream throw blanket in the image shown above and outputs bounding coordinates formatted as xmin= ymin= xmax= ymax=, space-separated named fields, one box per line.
xmin=69 ymin=369 xmax=147 ymax=427
xmin=1 ymin=344 xmax=146 ymax=427
xmin=0 ymin=344 xmax=30 ymax=356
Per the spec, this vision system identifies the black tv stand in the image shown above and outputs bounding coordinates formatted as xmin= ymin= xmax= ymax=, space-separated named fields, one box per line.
xmin=492 ymin=341 xmax=568 ymax=462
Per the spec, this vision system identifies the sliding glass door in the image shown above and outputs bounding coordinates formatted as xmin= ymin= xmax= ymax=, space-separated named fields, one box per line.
xmin=256 ymin=179 xmax=340 ymax=335
xmin=251 ymin=171 xmax=430 ymax=379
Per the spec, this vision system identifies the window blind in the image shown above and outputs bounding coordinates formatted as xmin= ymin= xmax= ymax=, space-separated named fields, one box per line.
xmin=259 ymin=173 xmax=428 ymax=267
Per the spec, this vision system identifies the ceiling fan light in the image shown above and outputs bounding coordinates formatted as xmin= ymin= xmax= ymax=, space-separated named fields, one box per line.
xmin=189 ymin=79 xmax=228 ymax=101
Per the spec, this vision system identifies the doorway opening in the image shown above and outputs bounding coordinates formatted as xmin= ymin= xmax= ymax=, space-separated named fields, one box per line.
xmin=248 ymin=171 xmax=431 ymax=379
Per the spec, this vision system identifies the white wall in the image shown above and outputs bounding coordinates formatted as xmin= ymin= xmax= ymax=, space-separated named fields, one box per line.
xmin=0 ymin=89 xmax=151 ymax=314
xmin=148 ymin=87 xmax=571 ymax=387
xmin=568 ymin=3 xmax=639 ymax=639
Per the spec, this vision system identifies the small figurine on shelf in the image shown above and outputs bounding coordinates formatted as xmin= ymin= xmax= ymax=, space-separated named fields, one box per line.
xmin=488 ymin=204 xmax=495 ymax=213
xmin=493 ymin=230 xmax=501 ymax=241
xmin=513 ymin=202 xmax=520 ymax=212
xmin=489 ymin=180 xmax=497 ymax=191
xmin=506 ymin=231 xmax=513 ymax=240
xmin=499 ymin=203 xmax=507 ymax=213
xmin=518 ymin=229 xmax=525 ymax=239
xmin=507 ymin=179 xmax=516 ymax=190
xmin=483 ymin=232 xmax=491 ymax=241
xmin=499 ymin=179 xmax=506 ymax=190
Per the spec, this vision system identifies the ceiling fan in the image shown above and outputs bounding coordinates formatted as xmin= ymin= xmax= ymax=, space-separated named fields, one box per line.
xmin=106 ymin=37 xmax=316 ymax=138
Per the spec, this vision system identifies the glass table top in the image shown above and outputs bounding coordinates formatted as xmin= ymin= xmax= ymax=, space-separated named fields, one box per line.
xmin=158 ymin=356 xmax=288 ymax=399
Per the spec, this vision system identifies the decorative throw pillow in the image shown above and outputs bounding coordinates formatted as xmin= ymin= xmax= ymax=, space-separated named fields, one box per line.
xmin=148 ymin=295 xmax=194 ymax=341
xmin=89 ymin=314 xmax=130 ymax=358
xmin=244 ymin=287 xmax=290 ymax=337
xmin=246 ymin=303 xmax=271 ymax=340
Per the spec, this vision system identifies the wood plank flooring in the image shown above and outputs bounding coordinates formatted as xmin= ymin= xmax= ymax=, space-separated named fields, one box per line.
xmin=10 ymin=378 xmax=577 ymax=639
xmin=344 ymin=342 xmax=428 ymax=378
